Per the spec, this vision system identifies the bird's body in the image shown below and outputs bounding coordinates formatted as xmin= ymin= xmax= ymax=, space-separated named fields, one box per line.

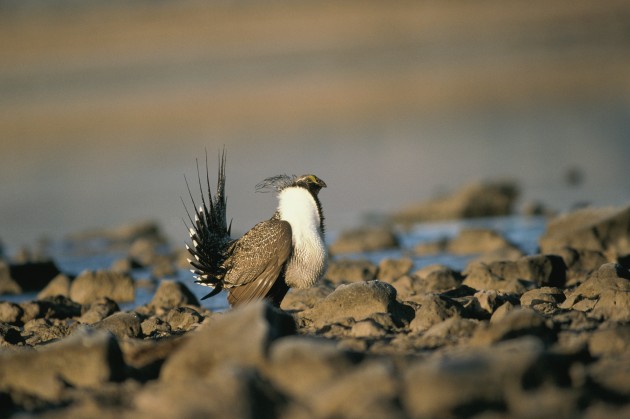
xmin=184 ymin=152 xmax=327 ymax=307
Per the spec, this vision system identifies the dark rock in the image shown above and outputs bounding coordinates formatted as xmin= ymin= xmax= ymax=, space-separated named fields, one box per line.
xmin=69 ymin=270 xmax=135 ymax=305
xmin=0 ymin=322 xmax=24 ymax=346
xmin=93 ymin=312 xmax=142 ymax=340
xmin=0 ymin=302 xmax=23 ymax=325
xmin=393 ymin=180 xmax=519 ymax=223
xmin=377 ymin=257 xmax=413 ymax=282
xmin=160 ymin=301 xmax=295 ymax=381
xmin=149 ymin=280 xmax=199 ymax=309
xmin=0 ymin=328 xmax=125 ymax=401
xmin=19 ymin=295 xmax=82 ymax=323
xmin=79 ymin=297 xmax=120 ymax=324
xmin=329 ymin=226 xmax=399 ymax=254
xmin=470 ymin=308 xmax=555 ymax=346
xmin=300 ymin=280 xmax=400 ymax=328
xmin=559 ymin=263 xmax=630 ymax=322
xmin=36 ymin=273 xmax=72 ymax=299
xmin=520 ymin=287 xmax=566 ymax=315
xmin=165 ymin=306 xmax=203 ymax=332
xmin=463 ymin=254 xmax=566 ymax=294
xmin=7 ymin=260 xmax=61 ymax=292
xmin=539 ymin=205 xmax=630 ymax=258
xmin=324 ymin=259 xmax=378 ymax=284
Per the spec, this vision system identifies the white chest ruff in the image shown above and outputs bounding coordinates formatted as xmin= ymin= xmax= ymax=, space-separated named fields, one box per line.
xmin=278 ymin=187 xmax=328 ymax=288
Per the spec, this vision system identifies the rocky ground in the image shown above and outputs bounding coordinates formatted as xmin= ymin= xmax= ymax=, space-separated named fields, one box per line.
xmin=1 ymin=190 xmax=630 ymax=418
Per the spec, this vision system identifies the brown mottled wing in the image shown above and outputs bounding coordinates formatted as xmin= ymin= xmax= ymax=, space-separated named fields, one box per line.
xmin=224 ymin=219 xmax=292 ymax=306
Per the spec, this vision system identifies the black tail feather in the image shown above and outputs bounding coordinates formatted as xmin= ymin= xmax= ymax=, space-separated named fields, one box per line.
xmin=182 ymin=149 xmax=232 ymax=291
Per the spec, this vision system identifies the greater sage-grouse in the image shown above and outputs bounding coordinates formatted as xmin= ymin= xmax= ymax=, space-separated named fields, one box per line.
xmin=184 ymin=152 xmax=328 ymax=307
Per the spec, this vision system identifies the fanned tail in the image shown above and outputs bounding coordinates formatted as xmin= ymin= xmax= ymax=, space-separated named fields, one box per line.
xmin=182 ymin=149 xmax=232 ymax=299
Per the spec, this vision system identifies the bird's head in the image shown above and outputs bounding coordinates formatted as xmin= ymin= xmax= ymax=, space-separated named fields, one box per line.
xmin=294 ymin=174 xmax=327 ymax=195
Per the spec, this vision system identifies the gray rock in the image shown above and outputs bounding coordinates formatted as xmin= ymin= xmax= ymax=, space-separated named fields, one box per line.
xmin=324 ymin=259 xmax=378 ymax=284
xmin=298 ymin=359 xmax=403 ymax=419
xmin=349 ymin=318 xmax=388 ymax=338
xmin=93 ymin=312 xmax=142 ymax=340
xmin=559 ymin=263 xmax=630 ymax=322
xmin=280 ymin=283 xmax=335 ymax=312
xmin=79 ymin=297 xmax=120 ymax=324
xmin=0 ymin=328 xmax=125 ymax=401
xmin=0 ymin=261 xmax=21 ymax=294
xmin=300 ymin=281 xmax=399 ymax=328
xmin=588 ymin=326 xmax=630 ymax=357
xmin=587 ymin=356 xmax=630 ymax=398
xmin=36 ymin=273 xmax=72 ymax=299
xmin=551 ymin=246 xmax=608 ymax=286
xmin=393 ymin=180 xmax=519 ymax=223
xmin=446 ymin=227 xmax=520 ymax=255
xmin=377 ymin=257 xmax=413 ymax=282
xmin=463 ymin=254 xmax=566 ymax=294
xmin=409 ymin=294 xmax=462 ymax=333
xmin=520 ymin=286 xmax=565 ymax=315
xmin=406 ymin=264 xmax=463 ymax=295
xmin=165 ymin=306 xmax=203 ymax=332
xmin=140 ymin=316 xmax=171 ymax=337
xmin=403 ymin=337 xmax=544 ymax=417
xmin=135 ymin=365 xmax=278 ymax=418
xmin=470 ymin=308 xmax=555 ymax=346
xmin=265 ymin=335 xmax=359 ymax=400
xmin=70 ymin=270 xmax=135 ymax=304
xmin=329 ymin=226 xmax=399 ymax=254
xmin=22 ymin=318 xmax=72 ymax=345
xmin=149 ymin=279 xmax=199 ymax=309
xmin=539 ymin=205 xmax=630 ymax=258
xmin=160 ymin=301 xmax=295 ymax=381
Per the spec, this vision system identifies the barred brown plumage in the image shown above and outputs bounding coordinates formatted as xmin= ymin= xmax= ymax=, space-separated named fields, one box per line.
xmin=183 ymin=151 xmax=328 ymax=307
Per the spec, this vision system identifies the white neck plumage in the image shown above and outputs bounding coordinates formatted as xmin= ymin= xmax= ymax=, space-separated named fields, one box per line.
xmin=277 ymin=186 xmax=327 ymax=288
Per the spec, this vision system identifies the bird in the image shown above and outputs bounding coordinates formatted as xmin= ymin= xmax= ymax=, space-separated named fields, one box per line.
xmin=183 ymin=151 xmax=328 ymax=307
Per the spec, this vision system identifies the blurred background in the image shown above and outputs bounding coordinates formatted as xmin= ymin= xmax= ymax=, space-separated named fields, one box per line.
xmin=1 ymin=0 xmax=629 ymax=252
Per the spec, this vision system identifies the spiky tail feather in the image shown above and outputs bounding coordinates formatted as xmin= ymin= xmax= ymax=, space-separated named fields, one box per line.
xmin=182 ymin=149 xmax=232 ymax=300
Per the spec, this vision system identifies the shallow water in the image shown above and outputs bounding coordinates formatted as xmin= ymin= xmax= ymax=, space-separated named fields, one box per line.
xmin=1 ymin=215 xmax=547 ymax=312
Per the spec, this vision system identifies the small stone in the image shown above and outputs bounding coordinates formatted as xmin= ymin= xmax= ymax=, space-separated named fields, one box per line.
xmin=36 ymin=273 xmax=72 ymax=299
xmin=70 ymin=270 xmax=135 ymax=305
xmin=329 ymin=226 xmax=399 ymax=254
xmin=149 ymin=280 xmax=199 ymax=309
xmin=93 ymin=312 xmax=142 ymax=340
xmin=165 ymin=307 xmax=203 ymax=332
xmin=378 ymin=257 xmax=413 ymax=282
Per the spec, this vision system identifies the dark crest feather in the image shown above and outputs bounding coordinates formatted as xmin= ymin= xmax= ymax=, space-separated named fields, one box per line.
xmin=255 ymin=174 xmax=296 ymax=193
